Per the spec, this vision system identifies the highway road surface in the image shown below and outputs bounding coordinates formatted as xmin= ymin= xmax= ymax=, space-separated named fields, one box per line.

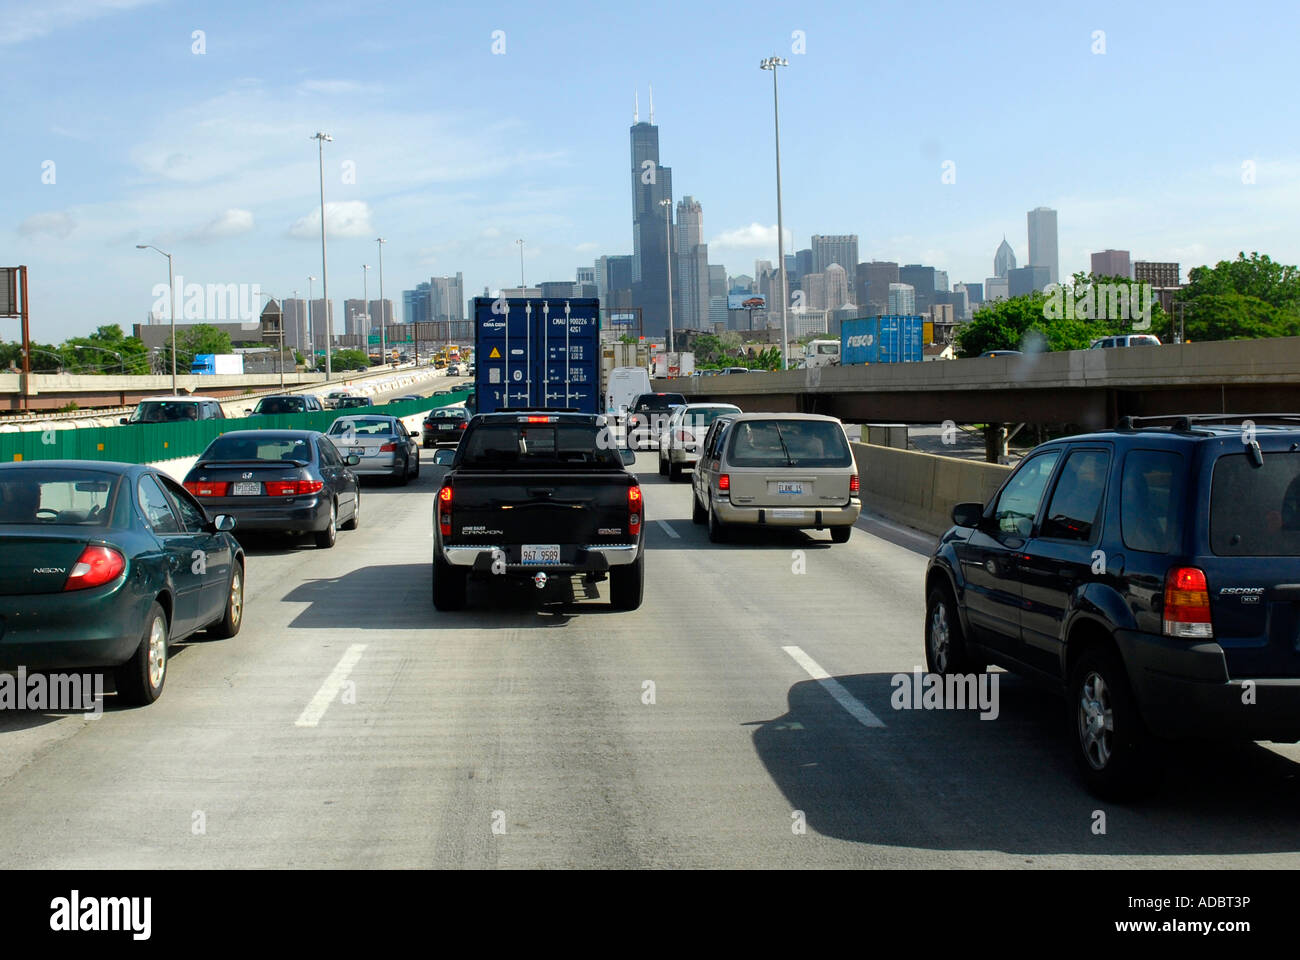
xmin=2 ymin=446 xmax=1300 ymax=869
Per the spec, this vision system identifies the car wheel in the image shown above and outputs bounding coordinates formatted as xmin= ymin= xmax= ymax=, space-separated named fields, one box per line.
xmin=315 ymin=501 xmax=338 ymax=548
xmin=609 ymin=552 xmax=644 ymax=610
xmin=432 ymin=550 xmax=467 ymax=611
xmin=692 ymin=490 xmax=706 ymax=525
xmin=830 ymin=525 xmax=851 ymax=543
xmin=412 ymin=453 xmax=420 ymax=479
xmin=1069 ymin=645 xmax=1159 ymax=800
xmin=397 ymin=455 xmax=411 ymax=486
xmin=668 ymin=459 xmax=682 ymax=482
xmin=116 ymin=601 xmax=168 ymax=706
xmin=707 ymin=497 xmax=728 ymax=543
xmin=924 ymin=585 xmax=974 ymax=676
xmin=659 ymin=450 xmax=668 ymax=476
xmin=207 ymin=561 xmax=244 ymax=639
xmin=341 ymin=492 xmax=360 ymax=530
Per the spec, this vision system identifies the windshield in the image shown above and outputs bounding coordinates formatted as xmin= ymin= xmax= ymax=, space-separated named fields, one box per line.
xmin=684 ymin=406 xmax=740 ymax=428
xmin=459 ymin=423 xmax=624 ymax=470
xmin=129 ymin=401 xmax=200 ymax=423
xmin=253 ymin=397 xmax=306 ymax=415
xmin=0 ymin=469 xmax=120 ymax=526
xmin=200 ymin=435 xmax=313 ymax=464
xmin=726 ymin=419 xmax=852 ymax=468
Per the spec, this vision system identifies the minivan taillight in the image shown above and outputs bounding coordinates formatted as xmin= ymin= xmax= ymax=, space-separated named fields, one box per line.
xmin=849 ymin=474 xmax=860 ymax=495
xmin=627 ymin=485 xmax=643 ymax=537
xmin=718 ymin=474 xmax=730 ymax=492
xmin=438 ymin=485 xmax=453 ymax=537
xmin=64 ymin=545 xmax=125 ymax=591
xmin=1163 ymin=566 xmax=1213 ymax=638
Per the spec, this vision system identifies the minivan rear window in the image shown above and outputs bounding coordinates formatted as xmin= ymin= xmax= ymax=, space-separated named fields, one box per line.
xmin=634 ymin=394 xmax=687 ymax=411
xmin=1211 ymin=451 xmax=1300 ymax=556
xmin=726 ymin=419 xmax=852 ymax=468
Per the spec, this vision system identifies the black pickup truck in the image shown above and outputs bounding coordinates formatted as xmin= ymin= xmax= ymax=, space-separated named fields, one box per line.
xmin=432 ymin=412 xmax=644 ymax=611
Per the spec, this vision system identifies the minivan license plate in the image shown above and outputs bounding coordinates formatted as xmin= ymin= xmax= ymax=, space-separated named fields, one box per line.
xmin=777 ymin=482 xmax=804 ymax=495
xmin=522 ymin=544 xmax=561 ymax=565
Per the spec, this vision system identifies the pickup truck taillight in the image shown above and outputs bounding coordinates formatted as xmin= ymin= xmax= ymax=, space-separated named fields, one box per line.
xmin=1163 ymin=566 xmax=1213 ymax=638
xmin=627 ymin=485 xmax=643 ymax=538
xmin=438 ymin=485 xmax=453 ymax=537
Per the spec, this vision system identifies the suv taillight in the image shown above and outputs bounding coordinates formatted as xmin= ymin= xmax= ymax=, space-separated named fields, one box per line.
xmin=628 ymin=485 xmax=642 ymax=537
xmin=849 ymin=474 xmax=860 ymax=495
xmin=1163 ymin=566 xmax=1213 ymax=638
xmin=438 ymin=485 xmax=453 ymax=537
xmin=64 ymin=545 xmax=125 ymax=591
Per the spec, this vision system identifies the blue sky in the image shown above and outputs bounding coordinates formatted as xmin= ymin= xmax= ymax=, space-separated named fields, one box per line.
xmin=3 ymin=0 xmax=1299 ymax=338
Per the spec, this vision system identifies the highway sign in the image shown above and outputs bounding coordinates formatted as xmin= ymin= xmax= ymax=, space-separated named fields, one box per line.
xmin=0 ymin=268 xmax=17 ymax=316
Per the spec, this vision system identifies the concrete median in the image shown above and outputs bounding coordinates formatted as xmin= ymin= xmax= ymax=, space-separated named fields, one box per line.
xmin=851 ymin=441 xmax=1011 ymax=536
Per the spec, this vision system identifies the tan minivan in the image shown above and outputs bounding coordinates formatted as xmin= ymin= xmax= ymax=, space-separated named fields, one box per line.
xmin=691 ymin=413 xmax=861 ymax=543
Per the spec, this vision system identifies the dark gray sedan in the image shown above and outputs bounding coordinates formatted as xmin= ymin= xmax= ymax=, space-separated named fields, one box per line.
xmin=326 ymin=415 xmax=420 ymax=484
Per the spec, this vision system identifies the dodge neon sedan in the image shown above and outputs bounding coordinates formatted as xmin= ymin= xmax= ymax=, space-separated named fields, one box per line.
xmin=0 ymin=461 xmax=245 ymax=706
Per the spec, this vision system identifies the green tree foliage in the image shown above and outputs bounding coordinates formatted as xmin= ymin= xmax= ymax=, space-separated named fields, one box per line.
xmin=160 ymin=323 xmax=234 ymax=373
xmin=1164 ymin=252 xmax=1300 ymax=342
xmin=330 ymin=349 xmax=370 ymax=372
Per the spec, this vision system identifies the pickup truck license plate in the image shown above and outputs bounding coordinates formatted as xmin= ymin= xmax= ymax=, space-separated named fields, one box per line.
xmin=777 ymin=482 xmax=804 ymax=495
xmin=232 ymin=482 xmax=261 ymax=496
xmin=521 ymin=544 xmax=561 ymax=565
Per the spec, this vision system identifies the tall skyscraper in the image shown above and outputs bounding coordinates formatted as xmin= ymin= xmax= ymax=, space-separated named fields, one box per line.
xmin=800 ymin=272 xmax=827 ymax=310
xmin=281 ymin=298 xmax=308 ymax=351
xmin=576 ymin=266 xmax=596 ymax=285
xmin=310 ymin=299 xmax=335 ymax=347
xmin=367 ymin=300 xmax=394 ymax=326
xmin=934 ymin=270 xmax=948 ymax=292
xmin=899 ymin=264 xmax=937 ymax=315
xmin=1027 ymin=207 xmax=1059 ymax=284
xmin=863 ymin=261 xmax=899 ymax=316
xmin=811 ymin=235 xmax=858 ymax=297
xmin=994 ymin=237 xmax=1016 ymax=278
xmin=708 ymin=264 xmax=728 ymax=328
xmin=674 ymin=195 xmax=710 ymax=329
xmin=630 ymin=96 xmax=674 ymax=337
xmin=1091 ymin=249 xmax=1132 ymax=279
xmin=824 ymin=264 xmax=850 ymax=310
xmin=984 ymin=277 xmax=1009 ymax=302
xmin=429 ymin=273 xmax=465 ymax=323
xmin=343 ymin=299 xmax=367 ymax=337
xmin=403 ymin=283 xmax=431 ymax=325
xmin=888 ymin=283 xmax=916 ymax=314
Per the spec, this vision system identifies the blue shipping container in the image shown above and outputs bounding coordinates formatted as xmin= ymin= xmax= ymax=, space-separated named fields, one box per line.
xmin=839 ymin=315 xmax=923 ymax=365
xmin=473 ymin=297 xmax=601 ymax=414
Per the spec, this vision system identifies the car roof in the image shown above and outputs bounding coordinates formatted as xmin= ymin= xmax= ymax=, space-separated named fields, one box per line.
xmin=209 ymin=429 xmax=322 ymax=439
xmin=723 ymin=412 xmax=843 ymax=424
xmin=678 ymin=402 xmax=742 ymax=411
xmin=137 ymin=395 xmax=221 ymax=402
xmin=0 ymin=459 xmax=149 ymax=475
xmin=1043 ymin=415 xmax=1300 ymax=446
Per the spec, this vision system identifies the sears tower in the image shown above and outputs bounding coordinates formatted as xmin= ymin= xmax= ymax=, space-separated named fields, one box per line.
xmin=630 ymin=88 xmax=673 ymax=338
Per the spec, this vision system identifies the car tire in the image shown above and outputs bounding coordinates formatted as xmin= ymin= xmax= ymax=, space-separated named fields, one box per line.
xmin=609 ymin=552 xmax=644 ymax=610
xmin=341 ymin=493 xmax=360 ymax=530
xmin=668 ymin=460 xmax=682 ymax=482
xmin=830 ymin=525 xmax=852 ymax=543
xmin=432 ymin=550 xmax=467 ymax=611
xmin=659 ymin=450 xmax=668 ymax=476
xmin=1069 ymin=645 xmax=1160 ymax=800
xmin=207 ymin=561 xmax=244 ymax=639
xmin=315 ymin=501 xmax=338 ymax=548
xmin=116 ymin=601 xmax=168 ymax=706
xmin=397 ymin=455 xmax=411 ymax=486
xmin=412 ymin=454 xmax=420 ymax=479
xmin=692 ymin=491 xmax=706 ymax=525
xmin=924 ymin=584 xmax=975 ymax=677
xmin=707 ymin=497 xmax=728 ymax=543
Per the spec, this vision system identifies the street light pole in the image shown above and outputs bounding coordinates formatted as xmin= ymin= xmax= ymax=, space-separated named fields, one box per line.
xmin=136 ymin=244 xmax=178 ymax=392
xmin=311 ymin=132 xmax=334 ymax=380
xmin=306 ymin=276 xmax=316 ymax=369
xmin=760 ymin=56 xmax=790 ymax=371
xmin=376 ymin=237 xmax=386 ymax=365
xmin=362 ymin=265 xmax=370 ymax=363
xmin=660 ymin=198 xmax=675 ymax=354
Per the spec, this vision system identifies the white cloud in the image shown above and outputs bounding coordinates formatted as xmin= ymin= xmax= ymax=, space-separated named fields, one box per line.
xmin=188 ymin=208 xmax=254 ymax=242
xmin=18 ymin=211 xmax=75 ymax=239
xmin=296 ymin=79 xmax=382 ymax=96
xmin=708 ymin=223 xmax=793 ymax=255
xmin=289 ymin=201 xmax=373 ymax=239
xmin=575 ymin=241 xmax=597 ymax=252
xmin=0 ymin=0 xmax=162 ymax=46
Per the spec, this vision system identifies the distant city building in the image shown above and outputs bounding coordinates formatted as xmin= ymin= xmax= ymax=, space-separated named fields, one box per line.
xmin=403 ymin=283 xmax=431 ymax=325
xmin=930 ymin=303 xmax=956 ymax=343
xmin=961 ymin=281 xmax=984 ymax=305
xmin=729 ymin=274 xmax=754 ymax=294
xmin=596 ymin=254 xmax=634 ymax=306
xmin=630 ymin=101 xmax=674 ymax=337
xmin=1134 ymin=261 xmax=1181 ymax=312
xmin=1090 ymin=249 xmax=1132 ymax=279
xmin=429 ymin=273 xmax=465 ymax=323
xmin=994 ymin=237 xmax=1017 ymax=279
xmin=754 ymin=260 xmax=778 ymax=307
xmin=791 ymin=309 xmax=829 ymax=339
xmin=899 ymin=264 xmax=936 ymax=315
xmin=368 ymin=299 xmax=394 ymax=327
xmin=800 ymin=272 xmax=826 ymax=310
xmin=673 ymin=195 xmax=710 ymax=330
xmin=811 ymin=235 xmax=858 ymax=296
xmin=862 ymin=261 xmax=899 ymax=316
xmin=539 ymin=281 xmax=578 ymax=298
xmin=576 ymin=266 xmax=596 ymax=285
xmin=948 ymin=285 xmax=971 ymax=322
xmin=310 ymin=299 xmax=335 ymax=345
xmin=1008 ymin=265 xmax=1051 ymax=297
xmin=824 ymin=263 xmax=850 ymax=310
xmin=983 ymin=277 xmax=1009 ymax=302
xmin=794 ymin=248 xmax=813 ymax=283
xmin=1027 ymin=207 xmax=1059 ymax=284
xmin=281 ymin=299 xmax=308 ymax=351
xmin=888 ymin=282 xmax=916 ymax=314
xmin=343 ymin=299 xmax=368 ymax=337
xmin=934 ymin=270 xmax=949 ymax=293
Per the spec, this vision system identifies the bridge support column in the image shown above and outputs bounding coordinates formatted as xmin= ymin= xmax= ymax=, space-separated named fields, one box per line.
xmin=984 ymin=423 xmax=1009 ymax=464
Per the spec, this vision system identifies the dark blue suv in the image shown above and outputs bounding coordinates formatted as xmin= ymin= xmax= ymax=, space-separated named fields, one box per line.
xmin=924 ymin=414 xmax=1300 ymax=798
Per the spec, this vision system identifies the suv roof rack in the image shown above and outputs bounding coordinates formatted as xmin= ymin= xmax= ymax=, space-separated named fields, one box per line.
xmin=1116 ymin=413 xmax=1300 ymax=434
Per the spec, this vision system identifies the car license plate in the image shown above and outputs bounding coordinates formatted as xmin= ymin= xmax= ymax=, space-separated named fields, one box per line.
xmin=352 ymin=447 xmax=366 ymax=456
xmin=232 ymin=482 xmax=261 ymax=496
xmin=439 ymin=424 xmax=454 ymax=430
xmin=771 ymin=508 xmax=805 ymax=519
xmin=521 ymin=544 xmax=561 ymax=565
xmin=777 ymin=482 xmax=804 ymax=495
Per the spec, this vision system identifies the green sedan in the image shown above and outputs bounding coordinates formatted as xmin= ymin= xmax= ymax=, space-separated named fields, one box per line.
xmin=0 ymin=461 xmax=245 ymax=706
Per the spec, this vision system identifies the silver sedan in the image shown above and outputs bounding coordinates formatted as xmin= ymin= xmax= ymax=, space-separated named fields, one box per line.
xmin=325 ymin=415 xmax=420 ymax=485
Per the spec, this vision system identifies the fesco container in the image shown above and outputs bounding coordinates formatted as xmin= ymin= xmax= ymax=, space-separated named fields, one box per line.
xmin=839 ymin=315 xmax=924 ymax=365
xmin=473 ymin=297 xmax=601 ymax=414
xmin=839 ymin=317 xmax=879 ymax=365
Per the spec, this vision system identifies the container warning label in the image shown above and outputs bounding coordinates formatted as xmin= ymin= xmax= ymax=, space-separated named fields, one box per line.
xmin=489 ymin=347 xmax=501 ymax=358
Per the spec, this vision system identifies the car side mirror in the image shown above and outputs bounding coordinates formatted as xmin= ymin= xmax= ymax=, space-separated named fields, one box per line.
xmin=211 ymin=514 xmax=236 ymax=532
xmin=347 ymin=454 xmax=361 ymax=466
xmin=243 ymin=409 xmax=252 ymax=416
xmin=951 ymin=502 xmax=984 ymax=528
xmin=620 ymin=448 xmax=637 ymax=466
xmin=119 ymin=417 xmax=130 ymax=425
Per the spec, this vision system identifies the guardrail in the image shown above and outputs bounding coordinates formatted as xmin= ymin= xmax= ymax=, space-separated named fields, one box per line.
xmin=2 ymin=392 xmax=469 ymax=465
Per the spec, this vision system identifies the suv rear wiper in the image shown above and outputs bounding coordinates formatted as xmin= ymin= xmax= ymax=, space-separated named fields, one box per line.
xmin=773 ymin=425 xmax=794 ymax=466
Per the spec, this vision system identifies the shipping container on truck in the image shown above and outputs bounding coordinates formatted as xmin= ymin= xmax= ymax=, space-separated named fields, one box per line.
xmin=190 ymin=353 xmax=244 ymax=375
xmin=838 ymin=316 xmax=924 ymax=366
xmin=473 ymin=297 xmax=601 ymax=414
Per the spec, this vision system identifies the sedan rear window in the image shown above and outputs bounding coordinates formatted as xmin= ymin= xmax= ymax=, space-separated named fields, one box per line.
xmin=254 ymin=397 xmax=306 ymax=414
xmin=683 ymin=406 xmax=739 ymax=428
xmin=633 ymin=394 xmax=687 ymax=412
xmin=0 ymin=468 xmax=119 ymax=525
xmin=726 ymin=419 xmax=852 ymax=468
xmin=200 ymin=435 xmax=313 ymax=464
xmin=329 ymin=418 xmax=396 ymax=436
xmin=1211 ymin=451 xmax=1300 ymax=556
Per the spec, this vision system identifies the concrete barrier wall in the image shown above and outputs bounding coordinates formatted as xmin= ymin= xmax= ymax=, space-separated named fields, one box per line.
xmin=851 ymin=441 xmax=1012 ymax=536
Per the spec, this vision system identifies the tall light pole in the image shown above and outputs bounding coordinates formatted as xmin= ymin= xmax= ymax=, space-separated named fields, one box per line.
xmin=376 ymin=237 xmax=386 ymax=365
xmin=362 ymin=264 xmax=370 ymax=362
xmin=660 ymin=198 xmax=675 ymax=354
xmin=311 ymin=132 xmax=334 ymax=379
xmin=516 ymin=238 xmax=525 ymax=291
xmin=136 ymin=243 xmax=178 ymax=393
xmin=306 ymin=276 xmax=316 ymax=369
xmin=760 ymin=56 xmax=790 ymax=371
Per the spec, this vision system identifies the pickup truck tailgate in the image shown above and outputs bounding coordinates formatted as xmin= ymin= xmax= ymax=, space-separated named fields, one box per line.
xmin=445 ymin=471 xmax=638 ymax=546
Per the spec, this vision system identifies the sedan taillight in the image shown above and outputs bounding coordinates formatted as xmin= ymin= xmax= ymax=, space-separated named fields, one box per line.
xmin=265 ymin=480 xmax=325 ymax=497
xmin=64 ymin=545 xmax=125 ymax=591
xmin=438 ymin=485 xmax=453 ymax=537
xmin=627 ymin=485 xmax=643 ymax=537
xmin=379 ymin=442 xmax=397 ymax=452
xmin=184 ymin=481 xmax=228 ymax=497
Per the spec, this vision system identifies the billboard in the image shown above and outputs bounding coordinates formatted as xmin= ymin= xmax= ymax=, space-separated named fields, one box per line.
xmin=728 ymin=294 xmax=766 ymax=310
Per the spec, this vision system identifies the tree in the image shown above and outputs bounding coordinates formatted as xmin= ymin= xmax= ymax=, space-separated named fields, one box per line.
xmin=1165 ymin=252 xmax=1300 ymax=342
xmin=331 ymin=349 xmax=369 ymax=372
xmin=160 ymin=323 xmax=233 ymax=373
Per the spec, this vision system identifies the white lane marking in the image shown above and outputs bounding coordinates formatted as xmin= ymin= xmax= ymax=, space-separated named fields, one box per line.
xmin=655 ymin=519 xmax=680 ymax=539
xmin=782 ymin=645 xmax=885 ymax=728
xmin=295 ymin=644 xmax=368 ymax=728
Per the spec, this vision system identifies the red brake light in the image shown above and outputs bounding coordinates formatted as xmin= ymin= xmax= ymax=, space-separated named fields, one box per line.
xmin=718 ymin=474 xmax=730 ymax=492
xmin=438 ymin=485 xmax=453 ymax=537
xmin=458 ymin=421 xmax=467 ymax=430
xmin=64 ymin=545 xmax=125 ymax=591
xmin=1163 ymin=566 xmax=1213 ymax=638
xmin=379 ymin=442 xmax=396 ymax=452
xmin=265 ymin=480 xmax=323 ymax=497
xmin=184 ymin=481 xmax=228 ymax=497
xmin=849 ymin=474 xmax=860 ymax=494
xmin=526 ymin=416 xmax=550 ymax=423
xmin=627 ymin=485 xmax=642 ymax=537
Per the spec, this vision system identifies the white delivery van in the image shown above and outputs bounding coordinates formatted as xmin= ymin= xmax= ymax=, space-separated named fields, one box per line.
xmin=605 ymin=366 xmax=652 ymax=423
